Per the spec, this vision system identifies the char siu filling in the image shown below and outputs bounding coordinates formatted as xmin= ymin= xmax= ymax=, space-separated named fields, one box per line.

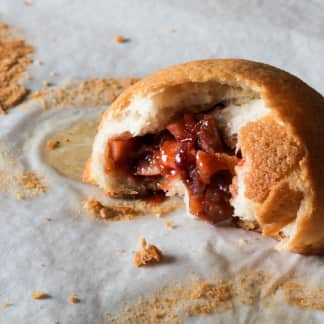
xmin=108 ymin=112 xmax=241 ymax=224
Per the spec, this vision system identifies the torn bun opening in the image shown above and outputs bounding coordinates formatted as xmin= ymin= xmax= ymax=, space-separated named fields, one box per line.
xmin=105 ymin=98 xmax=270 ymax=226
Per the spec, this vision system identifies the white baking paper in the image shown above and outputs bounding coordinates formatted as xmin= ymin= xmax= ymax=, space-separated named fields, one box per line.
xmin=1 ymin=1 xmax=324 ymax=323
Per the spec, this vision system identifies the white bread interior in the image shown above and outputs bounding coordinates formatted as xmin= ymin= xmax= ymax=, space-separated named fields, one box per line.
xmin=231 ymin=162 xmax=258 ymax=222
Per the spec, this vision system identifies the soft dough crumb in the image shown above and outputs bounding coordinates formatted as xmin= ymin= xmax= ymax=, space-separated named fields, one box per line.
xmin=133 ymin=237 xmax=163 ymax=267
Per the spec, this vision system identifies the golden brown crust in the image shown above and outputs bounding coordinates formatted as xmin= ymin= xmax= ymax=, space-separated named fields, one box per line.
xmin=262 ymin=222 xmax=291 ymax=237
xmin=255 ymin=180 xmax=303 ymax=237
xmin=96 ymin=59 xmax=324 ymax=254
xmin=239 ymin=116 xmax=304 ymax=202
xmin=256 ymin=180 xmax=303 ymax=226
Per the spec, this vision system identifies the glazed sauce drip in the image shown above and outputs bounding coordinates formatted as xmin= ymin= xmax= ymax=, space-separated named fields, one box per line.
xmin=108 ymin=113 xmax=240 ymax=224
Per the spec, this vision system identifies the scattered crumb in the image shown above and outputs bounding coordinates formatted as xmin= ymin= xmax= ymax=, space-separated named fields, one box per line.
xmin=49 ymin=71 xmax=58 ymax=77
xmin=47 ymin=140 xmax=60 ymax=151
xmin=42 ymin=81 xmax=50 ymax=87
xmin=83 ymin=198 xmax=140 ymax=221
xmin=0 ymin=143 xmax=47 ymax=200
xmin=16 ymin=191 xmax=24 ymax=200
xmin=23 ymin=0 xmax=31 ymax=6
xmin=34 ymin=59 xmax=43 ymax=65
xmin=29 ymin=77 xmax=139 ymax=110
xmin=83 ymin=197 xmax=182 ymax=222
xmin=105 ymin=271 xmax=275 ymax=323
xmin=44 ymin=217 xmax=52 ymax=222
xmin=2 ymin=303 xmax=12 ymax=308
xmin=282 ymin=281 xmax=324 ymax=311
xmin=164 ymin=220 xmax=174 ymax=229
xmin=0 ymin=106 xmax=5 ymax=115
xmin=113 ymin=270 xmax=324 ymax=323
xmin=0 ymin=23 xmax=33 ymax=112
xmin=53 ymin=321 xmax=59 ymax=324
xmin=114 ymin=35 xmax=127 ymax=43
xmin=133 ymin=237 xmax=163 ymax=268
xmin=20 ymin=172 xmax=47 ymax=196
xmin=0 ymin=143 xmax=47 ymax=199
xmin=32 ymin=291 xmax=50 ymax=300
xmin=68 ymin=294 xmax=80 ymax=304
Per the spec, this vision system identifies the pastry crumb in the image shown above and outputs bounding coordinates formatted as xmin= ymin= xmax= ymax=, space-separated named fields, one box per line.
xmin=114 ymin=35 xmax=127 ymax=43
xmin=2 ymin=303 xmax=12 ymax=308
xmin=23 ymin=0 xmax=31 ymax=6
xmin=30 ymin=77 xmax=139 ymax=110
xmin=0 ymin=142 xmax=46 ymax=199
xmin=32 ymin=291 xmax=49 ymax=300
xmin=16 ymin=191 xmax=24 ymax=200
xmin=83 ymin=198 xmax=136 ymax=221
xmin=106 ymin=269 xmax=324 ymax=323
xmin=68 ymin=294 xmax=80 ymax=304
xmin=44 ymin=217 xmax=52 ymax=222
xmin=20 ymin=172 xmax=47 ymax=195
xmin=105 ymin=271 xmax=269 ymax=323
xmin=47 ymin=140 xmax=60 ymax=151
xmin=133 ymin=237 xmax=163 ymax=267
xmin=164 ymin=220 xmax=174 ymax=229
xmin=83 ymin=197 xmax=181 ymax=222
xmin=0 ymin=23 xmax=33 ymax=112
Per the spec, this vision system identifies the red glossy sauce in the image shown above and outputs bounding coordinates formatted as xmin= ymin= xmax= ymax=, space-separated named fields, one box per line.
xmin=108 ymin=113 xmax=240 ymax=224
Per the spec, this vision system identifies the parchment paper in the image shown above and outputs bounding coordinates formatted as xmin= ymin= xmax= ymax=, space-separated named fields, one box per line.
xmin=1 ymin=1 xmax=324 ymax=323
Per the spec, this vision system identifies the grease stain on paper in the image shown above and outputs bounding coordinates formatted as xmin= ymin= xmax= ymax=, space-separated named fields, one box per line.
xmin=42 ymin=119 xmax=99 ymax=181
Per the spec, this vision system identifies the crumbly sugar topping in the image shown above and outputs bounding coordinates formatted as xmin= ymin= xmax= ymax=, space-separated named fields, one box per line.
xmin=0 ymin=23 xmax=33 ymax=113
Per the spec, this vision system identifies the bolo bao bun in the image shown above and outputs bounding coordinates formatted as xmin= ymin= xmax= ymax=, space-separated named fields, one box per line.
xmin=84 ymin=59 xmax=324 ymax=255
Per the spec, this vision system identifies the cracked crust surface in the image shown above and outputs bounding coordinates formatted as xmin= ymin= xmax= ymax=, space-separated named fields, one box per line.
xmin=239 ymin=115 xmax=304 ymax=203
xmin=87 ymin=59 xmax=324 ymax=254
